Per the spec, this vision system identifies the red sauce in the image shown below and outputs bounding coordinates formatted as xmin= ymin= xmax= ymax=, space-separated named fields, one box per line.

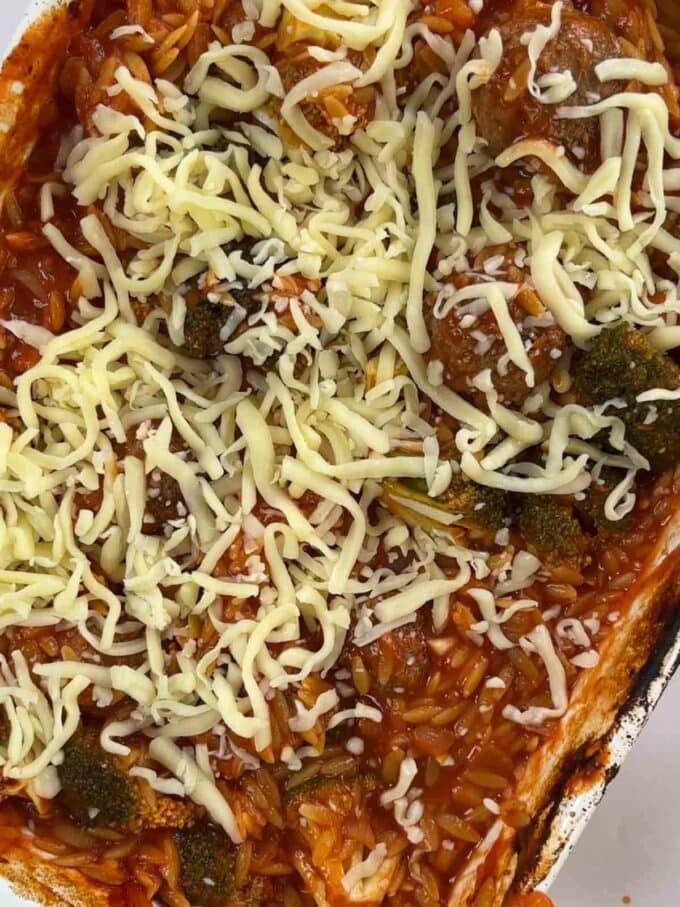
xmin=0 ymin=2 xmax=676 ymax=906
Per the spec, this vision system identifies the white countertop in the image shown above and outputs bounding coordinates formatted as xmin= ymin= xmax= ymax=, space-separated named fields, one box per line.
xmin=551 ymin=676 xmax=680 ymax=907
xmin=0 ymin=4 xmax=679 ymax=906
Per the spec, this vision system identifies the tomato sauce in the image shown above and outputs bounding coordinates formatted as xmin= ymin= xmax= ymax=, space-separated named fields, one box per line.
xmin=0 ymin=2 xmax=677 ymax=906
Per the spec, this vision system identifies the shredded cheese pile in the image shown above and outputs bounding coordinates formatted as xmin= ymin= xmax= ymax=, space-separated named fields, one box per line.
xmin=0 ymin=0 xmax=679 ymax=843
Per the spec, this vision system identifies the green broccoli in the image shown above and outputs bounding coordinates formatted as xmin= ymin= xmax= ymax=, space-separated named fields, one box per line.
xmin=383 ymin=472 xmax=508 ymax=540
xmin=176 ymin=824 xmax=263 ymax=907
xmin=58 ymin=729 xmax=139 ymax=828
xmin=572 ymin=324 xmax=680 ymax=473
xmin=182 ymin=290 xmax=262 ymax=359
xmin=444 ymin=473 xmax=508 ymax=533
xmin=284 ymin=772 xmax=378 ymax=810
xmin=182 ymin=301 xmax=231 ymax=359
xmin=517 ymin=495 xmax=584 ymax=560
xmin=575 ymin=466 xmax=632 ymax=535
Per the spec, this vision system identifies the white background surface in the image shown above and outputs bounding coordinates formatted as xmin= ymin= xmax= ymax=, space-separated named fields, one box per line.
xmin=1 ymin=4 xmax=679 ymax=907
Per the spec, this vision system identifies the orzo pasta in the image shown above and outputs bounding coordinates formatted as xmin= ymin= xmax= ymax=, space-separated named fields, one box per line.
xmin=0 ymin=0 xmax=678 ymax=906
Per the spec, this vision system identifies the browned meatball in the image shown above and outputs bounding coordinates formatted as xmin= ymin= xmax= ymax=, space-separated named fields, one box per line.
xmin=343 ymin=612 xmax=430 ymax=697
xmin=578 ymin=0 xmax=662 ymax=56
xmin=144 ymin=469 xmax=185 ymax=533
xmin=472 ymin=6 xmax=624 ymax=170
xmin=427 ymin=282 xmax=567 ymax=407
xmin=276 ymin=48 xmax=374 ymax=149
xmin=115 ymin=425 xmax=187 ymax=534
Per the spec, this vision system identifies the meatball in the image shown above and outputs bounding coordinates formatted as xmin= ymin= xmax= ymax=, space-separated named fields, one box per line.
xmin=472 ymin=6 xmax=624 ymax=170
xmin=343 ymin=612 xmax=430 ymax=697
xmin=580 ymin=0 xmax=661 ymax=54
xmin=116 ymin=425 xmax=188 ymax=534
xmin=276 ymin=49 xmax=374 ymax=149
xmin=427 ymin=284 xmax=567 ymax=407
xmin=144 ymin=469 xmax=186 ymax=533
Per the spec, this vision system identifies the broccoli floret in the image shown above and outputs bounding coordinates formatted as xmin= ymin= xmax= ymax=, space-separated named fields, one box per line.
xmin=285 ymin=772 xmax=378 ymax=811
xmin=182 ymin=301 xmax=231 ymax=359
xmin=573 ymin=324 xmax=680 ymax=473
xmin=182 ymin=291 xmax=262 ymax=359
xmin=445 ymin=473 xmax=508 ymax=533
xmin=58 ymin=729 xmax=139 ymax=828
xmin=383 ymin=472 xmax=507 ymax=540
xmin=517 ymin=495 xmax=584 ymax=560
xmin=575 ymin=467 xmax=632 ymax=535
xmin=59 ymin=728 xmax=194 ymax=832
xmin=176 ymin=824 xmax=263 ymax=907
xmin=623 ymin=404 xmax=679 ymax=474
xmin=573 ymin=323 xmax=678 ymax=401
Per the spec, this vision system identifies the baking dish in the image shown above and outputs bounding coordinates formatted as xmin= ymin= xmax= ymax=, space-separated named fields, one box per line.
xmin=0 ymin=2 xmax=680 ymax=906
